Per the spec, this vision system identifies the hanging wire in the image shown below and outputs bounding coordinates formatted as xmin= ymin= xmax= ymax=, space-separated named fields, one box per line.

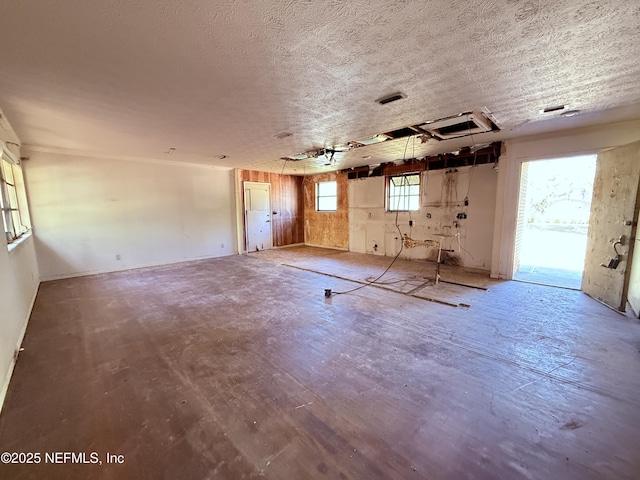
xmin=332 ymin=136 xmax=413 ymax=296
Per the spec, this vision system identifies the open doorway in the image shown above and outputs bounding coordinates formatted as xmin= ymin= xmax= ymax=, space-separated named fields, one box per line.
xmin=513 ymin=155 xmax=597 ymax=289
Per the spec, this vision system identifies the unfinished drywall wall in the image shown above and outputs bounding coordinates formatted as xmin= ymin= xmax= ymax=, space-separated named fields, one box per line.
xmin=0 ymin=112 xmax=39 ymax=413
xmin=349 ymin=163 xmax=497 ymax=270
xmin=303 ymin=172 xmax=349 ymax=249
xmin=582 ymin=140 xmax=640 ymax=311
xmin=240 ymin=170 xmax=304 ymax=249
xmin=25 ymin=151 xmax=237 ymax=280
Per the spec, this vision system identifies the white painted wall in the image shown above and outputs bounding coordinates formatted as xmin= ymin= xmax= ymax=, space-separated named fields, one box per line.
xmin=349 ymin=163 xmax=498 ymax=270
xmin=25 ymin=151 xmax=238 ymax=280
xmin=492 ymin=119 xmax=640 ymax=279
xmin=0 ymin=236 xmax=39 ymax=413
xmin=0 ymin=111 xmax=40 ymax=413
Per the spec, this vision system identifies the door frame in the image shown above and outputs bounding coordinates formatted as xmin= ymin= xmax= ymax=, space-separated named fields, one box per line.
xmin=626 ymin=193 xmax=640 ymax=316
xmin=243 ymin=181 xmax=272 ymax=252
xmin=512 ymin=155 xmax=596 ymax=288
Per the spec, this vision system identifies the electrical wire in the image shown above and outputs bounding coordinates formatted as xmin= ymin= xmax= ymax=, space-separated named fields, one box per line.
xmin=463 ymin=149 xmax=478 ymax=202
xmin=463 ymin=113 xmax=479 ymax=202
xmin=280 ymin=158 xmax=289 ymax=176
xmin=456 ymin=114 xmax=479 ymax=263
xmin=332 ymin=136 xmax=414 ymax=296
xmin=365 ymin=266 xmax=434 ymax=285
xmin=458 ymin=244 xmax=479 ymax=262
xmin=331 ymin=237 xmax=403 ymax=295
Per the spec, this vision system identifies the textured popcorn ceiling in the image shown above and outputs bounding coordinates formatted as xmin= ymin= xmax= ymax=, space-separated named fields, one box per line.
xmin=0 ymin=1 xmax=639 ymax=174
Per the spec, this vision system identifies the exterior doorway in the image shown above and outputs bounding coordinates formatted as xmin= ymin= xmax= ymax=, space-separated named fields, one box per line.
xmin=513 ymin=155 xmax=597 ymax=289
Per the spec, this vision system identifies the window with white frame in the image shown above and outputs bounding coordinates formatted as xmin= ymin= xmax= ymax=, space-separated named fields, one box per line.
xmin=316 ymin=181 xmax=337 ymax=211
xmin=387 ymin=173 xmax=421 ymax=211
xmin=0 ymin=148 xmax=31 ymax=244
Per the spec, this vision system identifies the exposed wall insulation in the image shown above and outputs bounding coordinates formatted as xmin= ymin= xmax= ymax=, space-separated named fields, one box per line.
xmin=303 ymin=172 xmax=349 ymax=249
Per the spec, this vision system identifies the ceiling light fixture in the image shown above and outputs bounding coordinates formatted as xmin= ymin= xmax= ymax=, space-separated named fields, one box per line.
xmin=217 ymin=154 xmax=227 ymax=159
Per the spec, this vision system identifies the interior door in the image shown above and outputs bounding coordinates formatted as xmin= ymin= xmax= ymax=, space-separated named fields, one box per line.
xmin=582 ymin=141 xmax=640 ymax=311
xmin=244 ymin=182 xmax=272 ymax=252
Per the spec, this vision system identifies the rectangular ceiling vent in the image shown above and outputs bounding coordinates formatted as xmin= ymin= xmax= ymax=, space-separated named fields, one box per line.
xmin=376 ymin=92 xmax=407 ymax=105
xmin=419 ymin=111 xmax=496 ymax=140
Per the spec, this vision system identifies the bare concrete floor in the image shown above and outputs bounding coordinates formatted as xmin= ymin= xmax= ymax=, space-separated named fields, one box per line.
xmin=1 ymin=247 xmax=640 ymax=479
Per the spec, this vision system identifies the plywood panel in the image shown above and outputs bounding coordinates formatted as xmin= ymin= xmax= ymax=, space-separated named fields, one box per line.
xmin=582 ymin=140 xmax=640 ymax=310
xmin=303 ymin=172 xmax=349 ymax=249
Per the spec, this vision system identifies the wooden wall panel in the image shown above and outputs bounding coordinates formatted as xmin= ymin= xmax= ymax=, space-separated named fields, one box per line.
xmin=240 ymin=170 xmax=304 ymax=249
xmin=303 ymin=172 xmax=349 ymax=249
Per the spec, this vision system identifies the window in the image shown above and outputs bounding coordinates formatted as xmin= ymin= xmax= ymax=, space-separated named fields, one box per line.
xmin=316 ymin=181 xmax=337 ymax=211
xmin=0 ymin=148 xmax=30 ymax=244
xmin=387 ymin=173 xmax=420 ymax=211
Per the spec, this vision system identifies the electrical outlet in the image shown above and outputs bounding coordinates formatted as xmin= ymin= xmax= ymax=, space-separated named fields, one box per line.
xmin=115 ymin=254 xmax=121 ymax=261
xmin=409 ymin=220 xmax=414 ymax=227
xmin=220 ymin=243 xmax=225 ymax=248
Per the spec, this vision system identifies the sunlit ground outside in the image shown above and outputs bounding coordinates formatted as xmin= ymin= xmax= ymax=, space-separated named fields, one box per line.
xmin=514 ymin=155 xmax=596 ymax=289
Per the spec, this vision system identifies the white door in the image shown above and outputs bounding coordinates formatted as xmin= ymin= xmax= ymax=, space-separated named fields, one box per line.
xmin=244 ymin=182 xmax=272 ymax=252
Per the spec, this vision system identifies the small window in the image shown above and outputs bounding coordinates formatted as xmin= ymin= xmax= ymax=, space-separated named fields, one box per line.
xmin=0 ymin=152 xmax=31 ymax=244
xmin=387 ymin=173 xmax=420 ymax=211
xmin=316 ymin=181 xmax=337 ymax=211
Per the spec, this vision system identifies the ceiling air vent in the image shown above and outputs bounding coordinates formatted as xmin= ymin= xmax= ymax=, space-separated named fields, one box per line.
xmin=419 ymin=110 xmax=495 ymax=140
xmin=376 ymin=92 xmax=406 ymax=105
xmin=540 ymin=105 xmax=567 ymax=114
xmin=274 ymin=132 xmax=293 ymax=139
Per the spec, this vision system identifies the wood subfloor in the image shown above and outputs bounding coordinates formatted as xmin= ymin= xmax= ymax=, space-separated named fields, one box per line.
xmin=1 ymin=247 xmax=639 ymax=479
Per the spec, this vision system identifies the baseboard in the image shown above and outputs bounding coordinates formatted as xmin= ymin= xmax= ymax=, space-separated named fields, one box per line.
xmin=273 ymin=243 xmax=305 ymax=249
xmin=304 ymin=243 xmax=349 ymax=251
xmin=0 ymin=282 xmax=40 ymax=415
xmin=38 ymin=252 xmax=239 ymax=282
